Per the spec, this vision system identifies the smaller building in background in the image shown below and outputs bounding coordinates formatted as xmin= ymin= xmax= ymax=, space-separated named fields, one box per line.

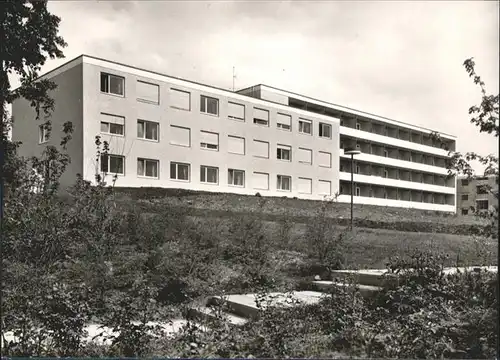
xmin=456 ymin=175 xmax=498 ymax=215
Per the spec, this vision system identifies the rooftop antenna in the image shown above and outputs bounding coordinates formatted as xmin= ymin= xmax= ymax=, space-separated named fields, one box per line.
xmin=232 ymin=66 xmax=236 ymax=91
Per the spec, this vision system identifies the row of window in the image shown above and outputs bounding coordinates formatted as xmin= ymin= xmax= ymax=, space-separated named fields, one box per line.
xmin=461 ymin=199 xmax=489 ymax=215
xmin=99 ymin=154 xmax=332 ymax=195
xmin=95 ymin=114 xmax=334 ymax=167
xmin=100 ymin=72 xmax=333 ymax=138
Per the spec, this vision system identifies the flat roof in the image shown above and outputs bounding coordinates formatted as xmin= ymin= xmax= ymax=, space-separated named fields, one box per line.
xmin=242 ymin=84 xmax=456 ymax=139
xmin=26 ymin=54 xmax=455 ymax=139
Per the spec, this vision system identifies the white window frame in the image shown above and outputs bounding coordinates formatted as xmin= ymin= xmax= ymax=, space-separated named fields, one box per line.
xmin=277 ymin=175 xmax=292 ymax=192
xmin=228 ymin=101 xmax=245 ymax=121
xmin=169 ymin=125 xmax=191 ymax=147
xmin=319 ymin=122 xmax=332 ymax=139
xmin=228 ymin=168 xmax=245 ymax=187
xmin=318 ymin=180 xmax=331 ymax=196
xmin=253 ymin=140 xmax=269 ymax=159
xmin=318 ymin=151 xmax=332 ymax=168
xmin=253 ymin=108 xmax=269 ymax=126
xmin=100 ymin=154 xmax=125 ymax=175
xmin=276 ymin=113 xmax=292 ymax=131
xmin=137 ymin=119 xmax=159 ymax=141
xmin=297 ymin=177 xmax=312 ymax=194
xmin=297 ymin=147 xmax=312 ymax=165
xmin=137 ymin=158 xmax=159 ymax=179
xmin=170 ymin=162 xmax=190 ymax=182
xmin=100 ymin=72 xmax=125 ymax=97
xmin=200 ymin=95 xmax=219 ymax=116
xmin=169 ymin=88 xmax=191 ymax=111
xmin=277 ymin=144 xmax=292 ymax=162
xmin=253 ymin=172 xmax=269 ymax=190
xmin=200 ymin=165 xmax=219 ymax=185
xmin=136 ymin=80 xmax=159 ymax=104
xmin=298 ymin=118 xmax=312 ymax=135
xmin=100 ymin=113 xmax=125 ymax=136
xmin=200 ymin=131 xmax=219 ymax=151
xmin=101 ymin=121 xmax=124 ymax=136
xmin=38 ymin=124 xmax=49 ymax=144
xmin=228 ymin=135 xmax=245 ymax=155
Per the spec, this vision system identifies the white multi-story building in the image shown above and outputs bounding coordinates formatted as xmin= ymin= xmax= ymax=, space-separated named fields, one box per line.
xmin=12 ymin=55 xmax=457 ymax=212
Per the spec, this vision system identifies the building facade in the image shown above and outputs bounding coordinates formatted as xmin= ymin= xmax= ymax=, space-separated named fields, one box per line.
xmin=456 ymin=175 xmax=499 ymax=215
xmin=12 ymin=55 xmax=457 ymax=212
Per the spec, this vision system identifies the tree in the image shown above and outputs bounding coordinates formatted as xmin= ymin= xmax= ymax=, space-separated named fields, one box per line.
xmin=1 ymin=0 xmax=68 ymax=205
xmin=432 ymin=59 xmax=498 ymax=233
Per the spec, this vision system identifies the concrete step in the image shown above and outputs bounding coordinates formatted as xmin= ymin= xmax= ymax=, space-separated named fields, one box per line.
xmin=207 ymin=291 xmax=325 ymax=320
xmin=312 ymin=280 xmax=382 ymax=298
xmin=187 ymin=305 xmax=248 ymax=326
xmin=330 ymin=270 xmax=399 ymax=288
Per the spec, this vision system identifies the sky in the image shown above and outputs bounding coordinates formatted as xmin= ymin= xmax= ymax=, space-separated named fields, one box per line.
xmin=9 ymin=0 xmax=500 ymax=172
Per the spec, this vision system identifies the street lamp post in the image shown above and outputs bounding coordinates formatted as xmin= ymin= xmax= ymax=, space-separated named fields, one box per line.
xmin=344 ymin=148 xmax=361 ymax=231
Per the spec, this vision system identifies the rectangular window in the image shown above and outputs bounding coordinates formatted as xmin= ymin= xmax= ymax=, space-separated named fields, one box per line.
xmin=170 ymin=162 xmax=190 ymax=181
xmin=253 ymin=108 xmax=269 ymax=126
xmin=383 ymin=170 xmax=388 ymax=178
xmin=461 ymin=194 xmax=468 ymax=200
xmin=356 ymin=166 xmax=360 ymax=174
xmin=383 ymin=150 xmax=388 ymax=157
xmin=136 ymin=80 xmax=159 ymax=104
xmin=228 ymin=135 xmax=245 ymax=155
xmin=253 ymin=140 xmax=269 ymax=158
xmin=276 ymin=113 xmax=292 ymax=131
xmin=461 ymin=179 xmax=469 ymax=186
xmin=298 ymin=177 xmax=312 ymax=194
xmin=461 ymin=208 xmax=469 ymax=215
xmin=319 ymin=122 xmax=332 ymax=139
xmin=200 ymin=95 xmax=219 ymax=116
xmin=298 ymin=118 xmax=312 ymax=135
xmin=253 ymin=172 xmax=269 ymax=190
xmin=100 ymin=113 xmax=125 ymax=136
xmin=355 ymin=187 xmax=361 ymax=196
xmin=318 ymin=180 xmax=331 ymax=196
xmin=318 ymin=151 xmax=332 ymax=168
xmin=477 ymin=185 xmax=488 ymax=195
xmin=170 ymin=125 xmax=191 ymax=147
xmin=297 ymin=147 xmax=312 ymax=164
xmin=277 ymin=175 xmax=291 ymax=192
xmin=137 ymin=120 xmax=159 ymax=141
xmin=170 ymin=88 xmax=191 ymax=110
xmin=228 ymin=102 xmax=245 ymax=121
xmin=356 ymin=123 xmax=361 ymax=130
xmin=277 ymin=144 xmax=291 ymax=161
xmin=476 ymin=199 xmax=489 ymax=210
xmin=200 ymin=131 xmax=219 ymax=151
xmin=228 ymin=169 xmax=245 ymax=187
xmin=137 ymin=158 xmax=159 ymax=178
xmin=100 ymin=154 xmax=124 ymax=175
xmin=200 ymin=165 xmax=219 ymax=184
xmin=100 ymin=72 xmax=124 ymax=96
xmin=38 ymin=124 xmax=49 ymax=144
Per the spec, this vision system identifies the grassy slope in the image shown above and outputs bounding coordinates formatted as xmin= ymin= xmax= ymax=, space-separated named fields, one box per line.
xmin=111 ymin=189 xmax=496 ymax=271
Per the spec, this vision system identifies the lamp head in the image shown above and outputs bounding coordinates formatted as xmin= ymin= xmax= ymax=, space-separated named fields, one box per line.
xmin=344 ymin=147 xmax=361 ymax=156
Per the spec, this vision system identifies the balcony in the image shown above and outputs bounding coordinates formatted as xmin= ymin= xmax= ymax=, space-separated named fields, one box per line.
xmin=340 ymin=126 xmax=450 ymax=157
xmin=339 ymin=171 xmax=455 ymax=194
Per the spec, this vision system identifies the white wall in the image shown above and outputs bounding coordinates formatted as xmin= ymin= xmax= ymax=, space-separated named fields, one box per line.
xmin=81 ymin=60 xmax=340 ymax=200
